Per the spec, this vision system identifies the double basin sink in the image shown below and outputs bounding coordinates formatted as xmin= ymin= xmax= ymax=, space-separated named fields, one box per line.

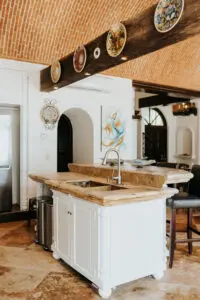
xmin=67 ymin=180 xmax=127 ymax=191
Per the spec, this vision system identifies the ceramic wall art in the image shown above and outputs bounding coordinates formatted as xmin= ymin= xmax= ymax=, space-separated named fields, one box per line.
xmin=106 ymin=23 xmax=127 ymax=57
xmin=154 ymin=0 xmax=184 ymax=33
xmin=73 ymin=45 xmax=87 ymax=72
xmin=50 ymin=60 xmax=61 ymax=83
xmin=40 ymin=98 xmax=59 ymax=130
xmin=101 ymin=106 xmax=126 ymax=151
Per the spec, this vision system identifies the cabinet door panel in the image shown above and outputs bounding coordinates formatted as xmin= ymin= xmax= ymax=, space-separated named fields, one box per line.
xmin=57 ymin=196 xmax=70 ymax=262
xmin=72 ymin=199 xmax=96 ymax=280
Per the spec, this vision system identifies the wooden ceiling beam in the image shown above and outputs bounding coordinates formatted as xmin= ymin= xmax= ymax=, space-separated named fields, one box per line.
xmin=139 ymin=95 xmax=190 ymax=108
xmin=133 ymin=80 xmax=200 ymax=98
xmin=41 ymin=0 xmax=200 ymax=92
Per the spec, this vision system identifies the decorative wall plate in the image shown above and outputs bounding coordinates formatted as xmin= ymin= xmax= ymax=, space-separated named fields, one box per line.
xmin=94 ymin=47 xmax=101 ymax=59
xmin=73 ymin=45 xmax=87 ymax=73
xmin=154 ymin=0 xmax=184 ymax=33
xmin=106 ymin=23 xmax=127 ymax=57
xmin=50 ymin=60 xmax=61 ymax=83
xmin=40 ymin=99 xmax=59 ymax=130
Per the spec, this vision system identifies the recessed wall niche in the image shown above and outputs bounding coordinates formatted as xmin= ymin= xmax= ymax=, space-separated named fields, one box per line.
xmin=175 ymin=126 xmax=195 ymax=159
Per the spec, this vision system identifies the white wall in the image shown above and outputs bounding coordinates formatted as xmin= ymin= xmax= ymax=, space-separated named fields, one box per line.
xmin=0 ymin=59 xmax=44 ymax=209
xmin=3 ymin=58 xmax=200 ymax=209
xmin=28 ymin=72 xmax=136 ymax=175
xmin=0 ymin=59 xmax=137 ymax=206
xmin=2 ymin=58 xmax=200 ymax=209
xmin=175 ymin=109 xmax=198 ymax=164
xmin=157 ymin=104 xmax=200 ymax=166
xmin=137 ymin=90 xmax=200 ymax=166
xmin=64 ymin=108 xmax=94 ymax=164
xmin=0 ymin=62 xmax=27 ymax=209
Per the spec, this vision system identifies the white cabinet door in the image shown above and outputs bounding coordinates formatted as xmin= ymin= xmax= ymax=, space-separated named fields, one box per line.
xmin=72 ymin=197 xmax=98 ymax=281
xmin=56 ymin=195 xmax=72 ymax=263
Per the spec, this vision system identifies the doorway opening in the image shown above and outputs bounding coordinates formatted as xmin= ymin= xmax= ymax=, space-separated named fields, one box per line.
xmin=57 ymin=114 xmax=73 ymax=172
xmin=142 ymin=108 xmax=167 ymax=162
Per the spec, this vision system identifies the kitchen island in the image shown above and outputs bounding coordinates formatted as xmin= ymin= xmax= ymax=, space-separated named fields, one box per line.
xmin=29 ymin=166 xmax=192 ymax=298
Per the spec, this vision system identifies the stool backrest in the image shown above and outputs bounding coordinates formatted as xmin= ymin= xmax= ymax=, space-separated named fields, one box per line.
xmin=154 ymin=162 xmax=189 ymax=170
xmin=189 ymin=165 xmax=200 ymax=197
xmin=177 ymin=163 xmax=190 ymax=171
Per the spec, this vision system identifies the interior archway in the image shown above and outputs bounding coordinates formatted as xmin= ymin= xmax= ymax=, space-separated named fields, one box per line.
xmin=57 ymin=114 xmax=73 ymax=172
xmin=63 ymin=108 xmax=94 ymax=164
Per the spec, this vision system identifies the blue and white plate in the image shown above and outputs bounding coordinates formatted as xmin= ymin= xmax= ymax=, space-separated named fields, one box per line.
xmin=154 ymin=0 xmax=184 ymax=33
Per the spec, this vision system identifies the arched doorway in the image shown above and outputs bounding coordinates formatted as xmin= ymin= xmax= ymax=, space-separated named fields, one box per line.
xmin=142 ymin=108 xmax=167 ymax=162
xmin=57 ymin=114 xmax=73 ymax=172
xmin=64 ymin=108 xmax=94 ymax=164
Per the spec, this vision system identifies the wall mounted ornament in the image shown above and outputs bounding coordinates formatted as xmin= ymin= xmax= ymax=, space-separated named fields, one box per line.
xmin=73 ymin=45 xmax=87 ymax=73
xmin=93 ymin=47 xmax=101 ymax=59
xmin=154 ymin=0 xmax=184 ymax=33
xmin=50 ymin=60 xmax=61 ymax=83
xmin=40 ymin=98 xmax=59 ymax=130
xmin=106 ymin=23 xmax=127 ymax=57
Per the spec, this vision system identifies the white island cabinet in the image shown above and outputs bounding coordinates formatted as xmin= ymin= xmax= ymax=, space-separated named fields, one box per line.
xmin=52 ymin=190 xmax=167 ymax=299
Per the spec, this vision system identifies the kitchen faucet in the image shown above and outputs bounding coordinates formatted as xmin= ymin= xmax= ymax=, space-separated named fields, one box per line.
xmin=102 ymin=148 xmax=121 ymax=184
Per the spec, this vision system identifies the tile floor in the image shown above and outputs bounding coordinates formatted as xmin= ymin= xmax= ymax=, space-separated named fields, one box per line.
xmin=0 ymin=217 xmax=200 ymax=299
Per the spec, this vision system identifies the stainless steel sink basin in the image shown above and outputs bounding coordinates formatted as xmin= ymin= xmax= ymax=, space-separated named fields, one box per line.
xmin=103 ymin=185 xmax=128 ymax=191
xmin=67 ymin=180 xmax=128 ymax=191
xmin=68 ymin=180 xmax=106 ymax=188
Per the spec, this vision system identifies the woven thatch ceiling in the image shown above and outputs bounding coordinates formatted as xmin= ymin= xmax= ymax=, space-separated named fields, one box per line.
xmin=1 ymin=0 xmax=200 ymax=91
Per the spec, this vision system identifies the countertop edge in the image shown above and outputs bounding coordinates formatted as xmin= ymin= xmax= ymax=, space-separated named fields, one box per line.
xmin=29 ymin=172 xmax=178 ymax=206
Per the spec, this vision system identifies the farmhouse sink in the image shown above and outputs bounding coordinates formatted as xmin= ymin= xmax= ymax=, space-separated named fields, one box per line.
xmin=67 ymin=180 xmax=128 ymax=191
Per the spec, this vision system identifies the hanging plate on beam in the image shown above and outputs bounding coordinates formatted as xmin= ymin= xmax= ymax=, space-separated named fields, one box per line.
xmin=73 ymin=45 xmax=87 ymax=73
xmin=93 ymin=47 xmax=101 ymax=59
xmin=50 ymin=60 xmax=61 ymax=83
xmin=106 ymin=23 xmax=127 ymax=57
xmin=154 ymin=0 xmax=184 ymax=33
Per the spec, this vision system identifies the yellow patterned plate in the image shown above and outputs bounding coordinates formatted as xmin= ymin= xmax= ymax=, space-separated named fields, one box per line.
xmin=154 ymin=0 xmax=184 ymax=33
xmin=50 ymin=60 xmax=61 ymax=83
xmin=106 ymin=23 xmax=127 ymax=57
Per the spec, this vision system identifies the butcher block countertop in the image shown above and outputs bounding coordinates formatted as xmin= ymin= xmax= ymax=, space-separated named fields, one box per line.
xmin=69 ymin=163 xmax=193 ymax=187
xmin=29 ymin=172 xmax=177 ymax=206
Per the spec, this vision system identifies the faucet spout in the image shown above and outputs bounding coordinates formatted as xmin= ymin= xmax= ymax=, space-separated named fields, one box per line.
xmin=102 ymin=148 xmax=121 ymax=184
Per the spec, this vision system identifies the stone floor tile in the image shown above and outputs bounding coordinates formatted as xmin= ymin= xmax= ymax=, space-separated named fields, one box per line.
xmin=27 ymin=271 xmax=100 ymax=300
xmin=25 ymin=242 xmax=47 ymax=252
xmin=0 ymin=231 xmax=7 ymax=238
xmin=0 ymin=295 xmax=27 ymax=300
xmin=0 ymin=221 xmax=26 ymax=231
xmin=0 ymin=265 xmax=48 ymax=297
xmin=1 ymin=219 xmax=200 ymax=299
xmin=0 ymin=223 xmax=35 ymax=248
xmin=0 ymin=246 xmax=24 ymax=266
xmin=0 ymin=245 xmax=69 ymax=272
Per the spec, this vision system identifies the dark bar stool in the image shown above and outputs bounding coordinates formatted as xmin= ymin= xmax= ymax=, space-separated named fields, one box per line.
xmin=167 ymin=165 xmax=200 ymax=268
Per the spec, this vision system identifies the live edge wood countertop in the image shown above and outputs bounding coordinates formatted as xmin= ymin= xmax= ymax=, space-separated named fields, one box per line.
xmin=29 ymin=165 xmax=182 ymax=206
xmin=69 ymin=163 xmax=193 ymax=187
